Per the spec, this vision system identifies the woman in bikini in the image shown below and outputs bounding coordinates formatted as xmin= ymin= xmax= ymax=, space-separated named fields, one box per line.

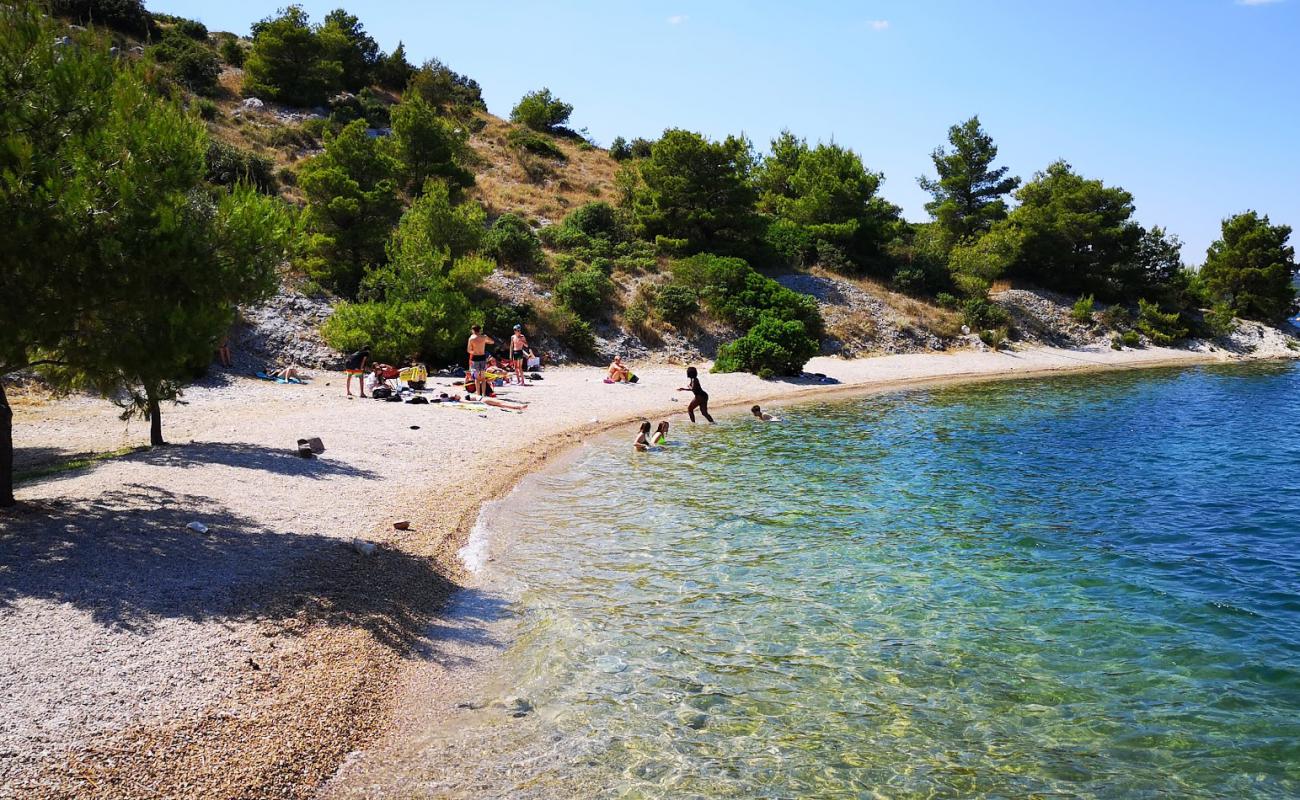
xmin=634 ymin=420 xmax=652 ymax=451
xmin=677 ymin=366 xmax=714 ymax=423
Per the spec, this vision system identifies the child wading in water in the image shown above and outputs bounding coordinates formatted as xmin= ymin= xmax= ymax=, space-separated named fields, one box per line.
xmin=653 ymin=420 xmax=669 ymax=445
xmin=634 ymin=420 xmax=652 ymax=450
xmin=677 ymin=366 xmax=714 ymax=423
xmin=751 ymin=405 xmax=780 ymax=422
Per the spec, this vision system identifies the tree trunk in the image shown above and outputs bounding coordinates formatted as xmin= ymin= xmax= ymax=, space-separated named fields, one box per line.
xmin=0 ymin=381 xmax=14 ymax=508
xmin=145 ymin=382 xmax=166 ymax=447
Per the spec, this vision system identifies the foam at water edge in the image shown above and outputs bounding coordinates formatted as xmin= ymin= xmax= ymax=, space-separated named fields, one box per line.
xmin=458 ymin=500 xmax=500 ymax=573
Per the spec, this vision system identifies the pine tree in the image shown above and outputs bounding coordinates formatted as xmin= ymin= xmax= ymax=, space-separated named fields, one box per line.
xmin=919 ymin=116 xmax=1020 ymax=240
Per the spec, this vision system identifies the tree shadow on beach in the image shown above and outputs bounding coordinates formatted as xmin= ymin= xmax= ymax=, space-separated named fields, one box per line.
xmin=136 ymin=440 xmax=381 ymax=481
xmin=0 ymin=484 xmax=506 ymax=660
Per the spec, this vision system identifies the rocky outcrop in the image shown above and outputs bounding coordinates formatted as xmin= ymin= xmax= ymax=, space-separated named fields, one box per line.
xmin=231 ymin=287 xmax=339 ymax=370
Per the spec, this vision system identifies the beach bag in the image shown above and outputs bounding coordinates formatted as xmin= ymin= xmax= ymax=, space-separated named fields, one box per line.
xmin=526 ymin=356 xmax=541 ymax=370
xmin=344 ymin=351 xmax=367 ymax=370
xmin=629 ymin=374 xmax=639 ymax=384
xmin=372 ymin=386 xmax=392 ymax=399
xmin=406 ymin=395 xmax=428 ymax=404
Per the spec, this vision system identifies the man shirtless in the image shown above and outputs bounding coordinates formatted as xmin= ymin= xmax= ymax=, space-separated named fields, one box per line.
xmin=467 ymin=325 xmax=495 ymax=397
xmin=509 ymin=324 xmax=530 ymax=386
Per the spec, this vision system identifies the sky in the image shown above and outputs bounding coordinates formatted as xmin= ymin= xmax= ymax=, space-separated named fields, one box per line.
xmin=160 ymin=0 xmax=1300 ymax=265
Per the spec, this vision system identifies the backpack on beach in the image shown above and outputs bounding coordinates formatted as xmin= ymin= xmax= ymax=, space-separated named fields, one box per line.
xmin=372 ymin=386 xmax=392 ymax=399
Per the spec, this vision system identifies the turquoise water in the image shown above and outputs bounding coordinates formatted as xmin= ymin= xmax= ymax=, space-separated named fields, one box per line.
xmin=469 ymin=364 xmax=1300 ymax=798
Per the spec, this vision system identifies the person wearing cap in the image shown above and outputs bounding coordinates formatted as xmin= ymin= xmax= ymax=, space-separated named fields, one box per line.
xmin=509 ymin=324 xmax=531 ymax=386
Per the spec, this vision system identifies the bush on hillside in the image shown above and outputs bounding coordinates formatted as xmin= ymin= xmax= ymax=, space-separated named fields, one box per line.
xmin=148 ymin=29 xmax=221 ymax=95
xmin=670 ymin=253 xmax=821 ymax=335
xmin=713 ymin=316 xmax=819 ymax=378
xmin=1071 ymin=294 xmax=1095 ymax=324
xmin=609 ymin=136 xmax=632 ymax=161
xmin=388 ymin=95 xmax=473 ymax=194
xmin=172 ymin=18 xmax=207 ymax=39
xmin=510 ymin=87 xmax=573 ymax=133
xmin=219 ymin=38 xmax=245 ymax=66
xmin=49 ymin=0 xmax=151 ymax=36
xmin=506 ymin=127 xmax=566 ymax=161
xmin=483 ymin=214 xmax=543 ymax=270
xmin=406 ymin=57 xmax=483 ymax=109
xmin=204 ymin=140 xmax=277 ymax=194
xmin=1205 ymin=301 xmax=1235 ymax=337
xmin=960 ymin=297 xmax=1010 ymax=331
xmin=1135 ymin=299 xmax=1187 ymax=345
xmin=653 ymin=283 xmax=698 ymax=325
xmin=555 ymin=268 xmax=612 ymax=320
xmin=564 ymin=202 xmax=622 ymax=240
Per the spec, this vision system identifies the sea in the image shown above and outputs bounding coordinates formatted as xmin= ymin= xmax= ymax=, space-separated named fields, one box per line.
xmin=429 ymin=362 xmax=1300 ymax=799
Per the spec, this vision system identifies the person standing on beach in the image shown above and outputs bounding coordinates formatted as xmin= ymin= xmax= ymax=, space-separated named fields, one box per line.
xmin=677 ymin=366 xmax=714 ymax=423
xmin=467 ymin=325 xmax=495 ymax=397
xmin=344 ymin=348 xmax=370 ymax=398
xmin=510 ymin=324 xmax=530 ymax=386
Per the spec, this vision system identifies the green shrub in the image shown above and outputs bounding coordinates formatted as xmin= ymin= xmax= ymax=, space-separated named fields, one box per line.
xmin=553 ymin=309 xmax=595 ymax=356
xmin=653 ymin=284 xmax=698 ymax=325
xmin=979 ymin=327 xmax=1009 ymax=350
xmin=242 ymin=6 xmax=343 ymax=108
xmin=220 ymin=38 xmax=245 ymax=66
xmin=193 ymin=98 xmax=219 ymax=120
xmin=1098 ymin=304 xmax=1131 ymax=329
xmin=506 ymin=127 xmax=566 ymax=160
xmin=267 ymin=123 xmax=317 ymax=150
xmin=484 ymin=214 xmax=543 ymax=269
xmin=623 ymin=300 xmax=650 ymax=337
xmin=1136 ymin=298 xmax=1187 ymax=345
xmin=1205 ymin=301 xmax=1235 ymax=336
xmin=481 ymin=301 xmax=533 ymax=339
xmin=510 ymin=87 xmax=573 ymax=133
xmin=609 ymin=136 xmax=632 ymax=161
xmin=204 ymin=140 xmax=277 ymax=194
xmin=405 ymin=56 xmax=483 ymax=109
xmin=671 ymin=252 xmax=821 ymax=335
xmin=555 ymin=268 xmax=611 ymax=319
xmin=935 ymin=292 xmax=960 ymax=309
xmin=1122 ymin=330 xmax=1142 ymax=347
xmin=277 ymin=166 xmax=297 ymax=187
xmin=149 ymin=29 xmax=222 ymax=95
xmin=50 ymin=0 xmax=151 ymax=36
xmin=713 ymin=316 xmax=819 ymax=378
xmin=538 ymin=223 xmax=590 ymax=250
xmin=564 ymin=202 xmax=621 ymax=239
xmin=960 ymin=298 xmax=1009 ymax=331
xmin=172 ymin=18 xmax=207 ymax=39
xmin=654 ymin=236 xmax=689 ymax=257
xmin=1071 ymin=294 xmax=1095 ymax=324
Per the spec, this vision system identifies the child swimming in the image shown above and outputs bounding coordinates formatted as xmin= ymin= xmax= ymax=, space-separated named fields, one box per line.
xmin=677 ymin=366 xmax=714 ymax=423
xmin=751 ymin=404 xmax=780 ymax=422
xmin=634 ymin=420 xmax=652 ymax=451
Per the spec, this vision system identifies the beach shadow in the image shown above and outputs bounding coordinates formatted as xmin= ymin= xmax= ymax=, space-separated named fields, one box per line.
xmin=12 ymin=445 xmax=84 ymax=473
xmin=0 ymin=484 xmax=502 ymax=657
xmin=135 ymin=441 xmax=380 ymax=481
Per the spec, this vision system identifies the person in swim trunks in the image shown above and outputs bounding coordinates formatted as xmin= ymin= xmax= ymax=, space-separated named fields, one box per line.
xmin=677 ymin=366 xmax=714 ymax=423
xmin=467 ymin=325 xmax=495 ymax=397
xmin=510 ymin=324 xmax=530 ymax=386
xmin=344 ymin=348 xmax=370 ymax=398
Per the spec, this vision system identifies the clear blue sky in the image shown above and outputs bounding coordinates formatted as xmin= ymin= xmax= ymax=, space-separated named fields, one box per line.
xmin=161 ymin=0 xmax=1299 ymax=265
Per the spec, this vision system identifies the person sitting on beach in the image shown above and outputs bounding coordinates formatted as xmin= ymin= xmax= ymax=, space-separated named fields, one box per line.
xmin=606 ymin=356 xmax=631 ymax=383
xmin=677 ymin=366 xmax=715 ymax=423
xmin=652 ymin=420 xmax=669 ymax=445
xmin=369 ymin=363 xmax=398 ymax=393
xmin=634 ymin=420 xmax=652 ymax=451
xmin=751 ymin=405 xmax=780 ymax=422
xmin=344 ymin=348 xmax=370 ymax=398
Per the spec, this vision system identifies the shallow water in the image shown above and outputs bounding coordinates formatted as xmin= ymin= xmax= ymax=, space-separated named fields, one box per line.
xmin=451 ymin=363 xmax=1300 ymax=798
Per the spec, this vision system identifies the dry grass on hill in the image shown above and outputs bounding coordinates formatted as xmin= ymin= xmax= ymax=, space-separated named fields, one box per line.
xmin=466 ymin=114 xmax=620 ymax=223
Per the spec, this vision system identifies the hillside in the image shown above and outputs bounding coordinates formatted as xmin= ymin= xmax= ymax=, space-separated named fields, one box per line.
xmin=37 ymin=6 xmax=1300 ymax=376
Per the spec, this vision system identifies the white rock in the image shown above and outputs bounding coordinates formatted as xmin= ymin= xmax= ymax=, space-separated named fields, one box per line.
xmin=350 ymin=538 xmax=377 ymax=557
xmin=186 ymin=521 xmax=208 ymax=534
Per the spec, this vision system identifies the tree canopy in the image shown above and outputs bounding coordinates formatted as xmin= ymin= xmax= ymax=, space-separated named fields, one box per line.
xmin=1200 ymin=212 xmax=1296 ymax=321
xmin=628 ymin=129 xmax=761 ymax=255
xmin=243 ymin=6 xmax=342 ymax=107
xmin=510 ymin=88 xmax=573 ymax=133
xmin=919 ymin=116 xmax=1020 ymax=241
